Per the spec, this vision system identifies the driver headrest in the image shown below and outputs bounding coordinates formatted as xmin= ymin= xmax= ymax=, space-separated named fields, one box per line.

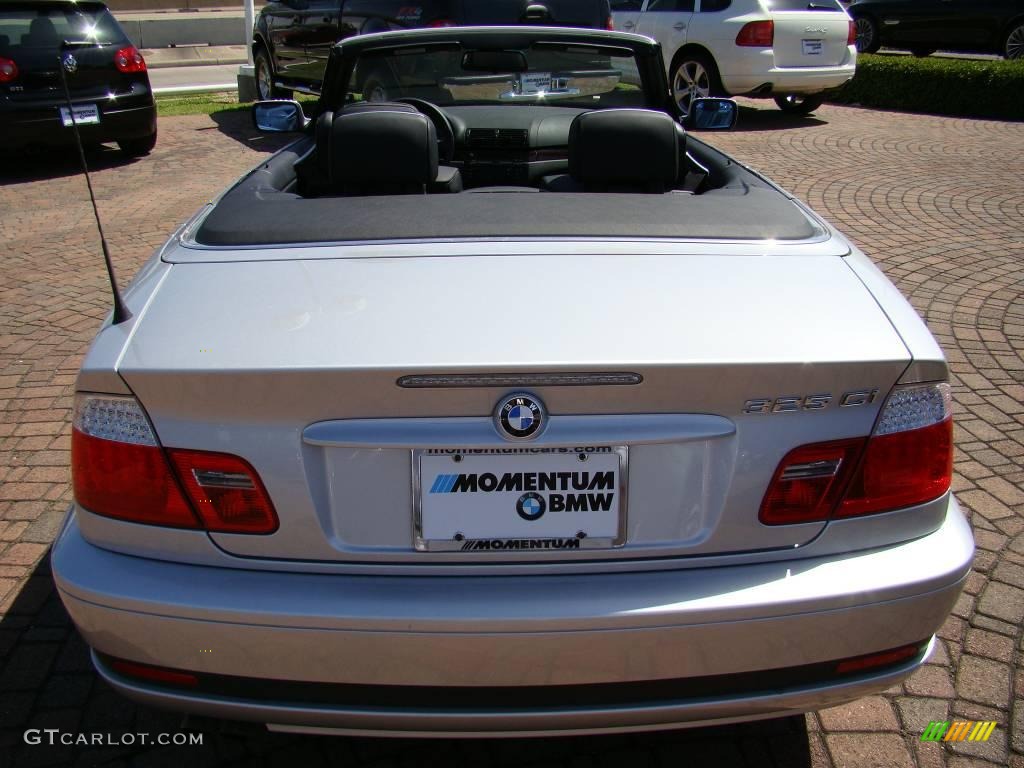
xmin=569 ymin=109 xmax=682 ymax=189
xmin=330 ymin=110 xmax=438 ymax=188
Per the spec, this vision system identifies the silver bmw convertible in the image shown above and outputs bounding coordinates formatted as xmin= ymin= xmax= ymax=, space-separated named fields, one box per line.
xmin=53 ymin=26 xmax=973 ymax=737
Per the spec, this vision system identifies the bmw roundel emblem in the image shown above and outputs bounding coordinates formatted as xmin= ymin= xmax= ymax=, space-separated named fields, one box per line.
xmin=495 ymin=392 xmax=545 ymax=440
xmin=516 ymin=492 xmax=546 ymax=521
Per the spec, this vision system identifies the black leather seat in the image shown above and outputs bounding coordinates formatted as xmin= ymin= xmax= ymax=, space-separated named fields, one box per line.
xmin=323 ymin=108 xmax=461 ymax=194
xmin=543 ymin=109 xmax=684 ymax=193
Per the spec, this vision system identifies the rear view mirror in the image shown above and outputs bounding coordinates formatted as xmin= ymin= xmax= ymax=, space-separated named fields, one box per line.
xmin=253 ymin=100 xmax=308 ymax=133
xmin=684 ymin=98 xmax=738 ymax=131
xmin=462 ymin=50 xmax=529 ymax=73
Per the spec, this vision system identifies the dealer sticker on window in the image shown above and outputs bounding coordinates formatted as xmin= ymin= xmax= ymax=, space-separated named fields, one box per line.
xmin=518 ymin=72 xmax=553 ymax=95
xmin=414 ymin=447 xmax=627 ymax=552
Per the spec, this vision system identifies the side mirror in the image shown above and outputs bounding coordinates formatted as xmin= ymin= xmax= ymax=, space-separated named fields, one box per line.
xmin=253 ymin=100 xmax=308 ymax=133
xmin=683 ymin=98 xmax=739 ymax=131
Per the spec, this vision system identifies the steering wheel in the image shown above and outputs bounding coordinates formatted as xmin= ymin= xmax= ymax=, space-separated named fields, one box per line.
xmin=395 ymin=97 xmax=456 ymax=163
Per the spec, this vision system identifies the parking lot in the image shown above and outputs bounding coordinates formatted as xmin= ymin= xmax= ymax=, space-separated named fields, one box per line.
xmin=0 ymin=102 xmax=1022 ymax=767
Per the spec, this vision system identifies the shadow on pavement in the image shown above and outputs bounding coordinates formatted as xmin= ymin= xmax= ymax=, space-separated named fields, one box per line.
xmin=0 ymin=553 xmax=814 ymax=767
xmin=208 ymin=108 xmax=297 ymax=154
xmin=731 ymin=105 xmax=829 ymax=133
xmin=0 ymin=145 xmax=139 ymax=184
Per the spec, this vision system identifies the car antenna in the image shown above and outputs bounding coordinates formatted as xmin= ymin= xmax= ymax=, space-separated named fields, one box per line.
xmin=58 ymin=40 xmax=131 ymax=325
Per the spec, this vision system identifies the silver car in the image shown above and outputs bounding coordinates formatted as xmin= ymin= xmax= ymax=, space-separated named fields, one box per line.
xmin=53 ymin=27 xmax=972 ymax=738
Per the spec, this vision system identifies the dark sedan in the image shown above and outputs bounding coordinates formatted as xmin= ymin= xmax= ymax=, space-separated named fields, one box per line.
xmin=0 ymin=0 xmax=157 ymax=156
xmin=849 ymin=0 xmax=1024 ymax=59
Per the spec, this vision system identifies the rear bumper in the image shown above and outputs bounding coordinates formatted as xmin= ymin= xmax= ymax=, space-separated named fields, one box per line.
xmin=0 ymin=91 xmax=155 ymax=148
xmin=53 ymin=498 xmax=973 ymax=736
xmin=718 ymin=47 xmax=857 ymax=96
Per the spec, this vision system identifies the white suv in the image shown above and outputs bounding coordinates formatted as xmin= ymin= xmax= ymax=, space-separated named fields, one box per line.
xmin=612 ymin=0 xmax=856 ymax=116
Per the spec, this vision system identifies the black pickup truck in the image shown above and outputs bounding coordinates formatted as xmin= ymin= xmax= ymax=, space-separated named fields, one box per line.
xmin=252 ymin=0 xmax=613 ymax=99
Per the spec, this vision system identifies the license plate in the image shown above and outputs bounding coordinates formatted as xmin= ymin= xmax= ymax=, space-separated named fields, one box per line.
xmin=59 ymin=103 xmax=100 ymax=127
xmin=518 ymin=72 xmax=552 ymax=95
xmin=802 ymin=39 xmax=823 ymax=55
xmin=414 ymin=447 xmax=627 ymax=552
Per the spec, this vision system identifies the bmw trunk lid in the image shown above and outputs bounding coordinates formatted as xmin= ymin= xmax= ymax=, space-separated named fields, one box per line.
xmin=113 ymin=239 xmax=913 ymax=566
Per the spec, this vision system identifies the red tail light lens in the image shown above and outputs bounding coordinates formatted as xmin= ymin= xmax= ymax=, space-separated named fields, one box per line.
xmin=168 ymin=449 xmax=279 ymax=534
xmin=736 ymin=20 xmax=774 ymax=47
xmin=836 ymin=385 xmax=953 ymax=518
xmin=606 ymin=16 xmax=615 ymax=30
xmin=759 ymin=438 xmax=865 ymax=524
xmin=114 ymin=45 xmax=146 ymax=73
xmin=760 ymin=382 xmax=953 ymax=525
xmin=847 ymin=20 xmax=856 ymax=46
xmin=72 ymin=394 xmax=276 ymax=534
xmin=835 ymin=643 xmax=923 ymax=675
xmin=0 ymin=56 xmax=18 ymax=84
xmin=428 ymin=18 xmax=455 ymax=27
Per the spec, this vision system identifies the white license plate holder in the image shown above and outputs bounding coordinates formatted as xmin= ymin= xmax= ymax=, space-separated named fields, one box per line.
xmin=414 ymin=447 xmax=628 ymax=552
xmin=802 ymin=39 xmax=824 ymax=55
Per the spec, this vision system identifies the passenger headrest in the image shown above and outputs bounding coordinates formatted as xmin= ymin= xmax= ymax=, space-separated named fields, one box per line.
xmin=569 ymin=109 xmax=681 ymax=189
xmin=330 ymin=110 xmax=438 ymax=187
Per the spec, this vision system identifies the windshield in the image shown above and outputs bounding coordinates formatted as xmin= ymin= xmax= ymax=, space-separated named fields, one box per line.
xmin=347 ymin=42 xmax=647 ymax=108
xmin=0 ymin=4 xmax=126 ymax=53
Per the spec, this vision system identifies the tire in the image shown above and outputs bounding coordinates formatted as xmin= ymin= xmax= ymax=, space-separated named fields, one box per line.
xmin=773 ymin=94 xmax=825 ymax=115
xmin=669 ymin=51 xmax=722 ymax=119
xmin=910 ymin=47 xmax=935 ymax=58
xmin=254 ymin=47 xmax=291 ymax=100
xmin=117 ymin=130 xmax=157 ymax=157
xmin=853 ymin=15 xmax=881 ymax=53
xmin=1005 ymin=21 xmax=1024 ymax=59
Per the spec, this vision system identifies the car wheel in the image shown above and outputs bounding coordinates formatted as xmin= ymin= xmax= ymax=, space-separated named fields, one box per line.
xmin=773 ymin=94 xmax=825 ymax=115
xmin=254 ymin=48 xmax=290 ymax=100
xmin=910 ymin=47 xmax=935 ymax=58
xmin=853 ymin=16 xmax=880 ymax=53
xmin=1005 ymin=21 xmax=1024 ymax=59
xmin=670 ymin=52 xmax=721 ymax=119
xmin=117 ymin=130 xmax=157 ymax=158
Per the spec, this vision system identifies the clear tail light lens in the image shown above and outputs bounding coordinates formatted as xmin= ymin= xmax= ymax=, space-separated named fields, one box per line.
xmin=736 ymin=20 xmax=774 ymax=47
xmin=114 ymin=45 xmax=147 ymax=73
xmin=760 ymin=382 xmax=953 ymax=525
xmin=0 ymin=56 xmax=18 ymax=84
xmin=72 ymin=394 xmax=277 ymax=534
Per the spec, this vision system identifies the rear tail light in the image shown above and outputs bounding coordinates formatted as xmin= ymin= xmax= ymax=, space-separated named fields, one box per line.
xmin=606 ymin=16 xmax=615 ymax=31
xmin=736 ymin=20 xmax=774 ymax=47
xmin=0 ymin=56 xmax=18 ymax=84
xmin=428 ymin=18 xmax=455 ymax=27
xmin=759 ymin=382 xmax=953 ymax=525
xmin=835 ymin=642 xmax=924 ymax=675
xmin=114 ymin=45 xmax=146 ymax=73
xmin=72 ymin=394 xmax=277 ymax=533
xmin=168 ymin=449 xmax=278 ymax=534
xmin=847 ymin=19 xmax=857 ymax=46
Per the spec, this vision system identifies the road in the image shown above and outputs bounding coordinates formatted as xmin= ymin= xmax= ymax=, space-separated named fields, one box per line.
xmin=149 ymin=63 xmax=241 ymax=93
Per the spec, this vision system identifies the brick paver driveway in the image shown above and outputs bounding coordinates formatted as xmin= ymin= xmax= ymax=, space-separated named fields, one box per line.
xmin=1 ymin=104 xmax=1022 ymax=768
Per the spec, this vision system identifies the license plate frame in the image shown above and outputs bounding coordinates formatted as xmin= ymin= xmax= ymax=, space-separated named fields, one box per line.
xmin=801 ymin=39 xmax=824 ymax=55
xmin=59 ymin=103 xmax=100 ymax=127
xmin=413 ymin=446 xmax=628 ymax=552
